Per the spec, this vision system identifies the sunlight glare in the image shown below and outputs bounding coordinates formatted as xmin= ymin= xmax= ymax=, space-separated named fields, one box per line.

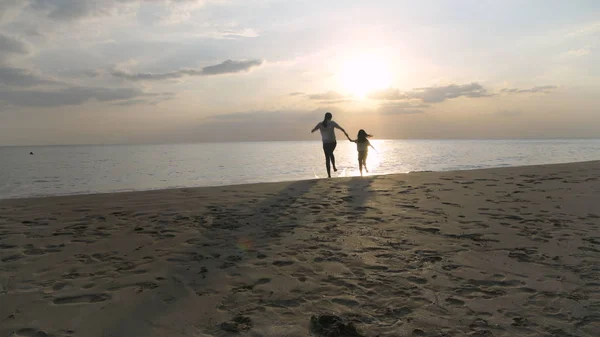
xmin=339 ymin=53 xmax=393 ymax=98
xmin=343 ymin=139 xmax=383 ymax=177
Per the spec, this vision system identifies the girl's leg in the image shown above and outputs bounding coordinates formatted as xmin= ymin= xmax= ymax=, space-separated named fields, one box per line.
xmin=364 ymin=155 xmax=368 ymax=173
xmin=358 ymin=155 xmax=363 ymax=176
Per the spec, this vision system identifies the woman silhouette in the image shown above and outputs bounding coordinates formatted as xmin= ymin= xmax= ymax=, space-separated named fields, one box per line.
xmin=311 ymin=112 xmax=350 ymax=178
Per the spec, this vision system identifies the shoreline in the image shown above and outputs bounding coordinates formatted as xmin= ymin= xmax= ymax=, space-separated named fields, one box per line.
xmin=2 ymin=159 xmax=599 ymax=202
xmin=1 ymin=160 xmax=599 ymax=336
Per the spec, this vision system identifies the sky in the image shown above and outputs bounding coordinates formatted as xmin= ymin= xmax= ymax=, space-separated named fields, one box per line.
xmin=0 ymin=0 xmax=599 ymax=145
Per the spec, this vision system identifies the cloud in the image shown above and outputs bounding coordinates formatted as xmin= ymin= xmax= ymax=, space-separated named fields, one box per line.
xmin=369 ymin=83 xmax=490 ymax=103
xmin=0 ymin=0 xmax=23 ymax=23
xmin=112 ymin=98 xmax=149 ymax=106
xmin=377 ymin=101 xmax=429 ymax=115
xmin=289 ymin=92 xmax=305 ymax=96
xmin=110 ymin=59 xmax=263 ymax=81
xmin=0 ymin=86 xmax=174 ymax=108
xmin=202 ymin=59 xmax=262 ymax=75
xmin=566 ymin=21 xmax=600 ymax=39
xmin=307 ymin=91 xmax=345 ymax=100
xmin=370 ymin=83 xmax=557 ymax=104
xmin=412 ymin=83 xmax=490 ymax=103
xmin=0 ymin=66 xmax=56 ymax=87
xmin=565 ymin=48 xmax=591 ymax=57
xmin=112 ymin=93 xmax=174 ymax=106
xmin=28 ymin=0 xmax=136 ymax=21
xmin=29 ymin=0 xmax=95 ymax=21
xmin=368 ymin=88 xmax=409 ymax=100
xmin=302 ymin=91 xmax=353 ymax=105
xmin=27 ymin=0 xmax=213 ymax=22
xmin=492 ymin=110 xmax=522 ymax=117
xmin=500 ymin=85 xmax=557 ymax=94
xmin=0 ymin=33 xmax=32 ymax=58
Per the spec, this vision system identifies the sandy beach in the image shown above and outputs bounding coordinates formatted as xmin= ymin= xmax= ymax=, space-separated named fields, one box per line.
xmin=1 ymin=161 xmax=599 ymax=337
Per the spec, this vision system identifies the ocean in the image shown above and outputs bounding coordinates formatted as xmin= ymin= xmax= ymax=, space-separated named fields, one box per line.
xmin=1 ymin=139 xmax=599 ymax=199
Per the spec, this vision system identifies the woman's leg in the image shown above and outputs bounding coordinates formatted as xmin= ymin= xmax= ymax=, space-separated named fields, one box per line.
xmin=323 ymin=143 xmax=333 ymax=177
xmin=363 ymin=153 xmax=368 ymax=172
xmin=330 ymin=142 xmax=337 ymax=171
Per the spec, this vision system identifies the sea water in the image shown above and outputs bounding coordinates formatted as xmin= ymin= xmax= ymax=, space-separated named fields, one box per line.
xmin=1 ymin=139 xmax=599 ymax=199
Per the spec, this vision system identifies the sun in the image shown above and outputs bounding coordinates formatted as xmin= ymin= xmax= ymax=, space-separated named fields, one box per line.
xmin=339 ymin=53 xmax=393 ymax=98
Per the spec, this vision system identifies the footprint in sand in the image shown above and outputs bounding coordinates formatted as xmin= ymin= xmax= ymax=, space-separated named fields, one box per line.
xmin=52 ymin=293 xmax=111 ymax=305
xmin=272 ymin=260 xmax=294 ymax=267
xmin=331 ymin=298 xmax=360 ymax=307
xmin=14 ymin=328 xmax=51 ymax=337
xmin=445 ymin=297 xmax=466 ymax=306
xmin=1 ymin=254 xmax=24 ymax=262
xmin=407 ymin=276 xmax=428 ymax=285
xmin=412 ymin=328 xmax=426 ymax=336
xmin=108 ymin=281 xmax=159 ymax=293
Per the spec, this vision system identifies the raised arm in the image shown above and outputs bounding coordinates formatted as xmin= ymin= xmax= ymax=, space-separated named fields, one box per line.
xmin=368 ymin=140 xmax=378 ymax=152
xmin=311 ymin=123 xmax=320 ymax=133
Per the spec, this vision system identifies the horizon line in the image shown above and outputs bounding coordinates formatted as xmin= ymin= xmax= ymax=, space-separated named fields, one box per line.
xmin=2 ymin=137 xmax=600 ymax=147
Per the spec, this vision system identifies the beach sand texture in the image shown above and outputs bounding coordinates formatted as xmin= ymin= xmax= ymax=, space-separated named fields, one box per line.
xmin=1 ymin=161 xmax=599 ymax=337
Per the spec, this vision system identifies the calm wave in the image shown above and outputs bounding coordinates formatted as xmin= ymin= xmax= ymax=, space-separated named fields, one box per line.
xmin=1 ymin=139 xmax=599 ymax=199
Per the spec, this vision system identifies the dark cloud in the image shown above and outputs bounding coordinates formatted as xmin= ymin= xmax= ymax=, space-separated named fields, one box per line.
xmin=415 ymin=83 xmax=490 ymax=103
xmin=112 ymin=98 xmax=149 ymax=106
xmin=0 ymin=33 xmax=31 ymax=57
xmin=289 ymin=92 xmax=305 ymax=96
xmin=0 ymin=66 xmax=56 ymax=87
xmin=28 ymin=0 xmax=135 ymax=21
xmin=112 ymin=95 xmax=174 ymax=106
xmin=201 ymin=59 xmax=263 ymax=75
xmin=369 ymin=83 xmax=490 ymax=103
xmin=110 ymin=59 xmax=263 ymax=81
xmin=28 ymin=0 xmax=209 ymax=21
xmin=370 ymin=83 xmax=556 ymax=104
xmin=500 ymin=85 xmax=557 ymax=94
xmin=30 ymin=0 xmax=93 ymax=21
xmin=0 ymin=86 xmax=174 ymax=108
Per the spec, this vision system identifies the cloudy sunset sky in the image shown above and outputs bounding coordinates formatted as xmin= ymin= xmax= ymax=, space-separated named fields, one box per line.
xmin=0 ymin=0 xmax=599 ymax=145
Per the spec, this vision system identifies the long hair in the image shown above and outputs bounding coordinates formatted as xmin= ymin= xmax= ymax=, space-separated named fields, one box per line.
xmin=357 ymin=129 xmax=373 ymax=143
xmin=323 ymin=112 xmax=332 ymax=127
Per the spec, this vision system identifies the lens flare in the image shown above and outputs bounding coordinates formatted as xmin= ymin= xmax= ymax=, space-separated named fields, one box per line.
xmin=236 ymin=237 xmax=253 ymax=251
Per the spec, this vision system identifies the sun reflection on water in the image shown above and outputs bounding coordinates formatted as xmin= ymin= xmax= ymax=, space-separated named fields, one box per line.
xmin=339 ymin=139 xmax=384 ymax=177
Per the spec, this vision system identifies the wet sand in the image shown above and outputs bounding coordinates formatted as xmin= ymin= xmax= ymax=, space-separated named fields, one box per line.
xmin=1 ymin=161 xmax=599 ymax=337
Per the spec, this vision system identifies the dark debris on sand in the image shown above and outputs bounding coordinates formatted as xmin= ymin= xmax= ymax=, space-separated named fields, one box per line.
xmin=309 ymin=314 xmax=366 ymax=337
xmin=220 ymin=315 xmax=253 ymax=333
